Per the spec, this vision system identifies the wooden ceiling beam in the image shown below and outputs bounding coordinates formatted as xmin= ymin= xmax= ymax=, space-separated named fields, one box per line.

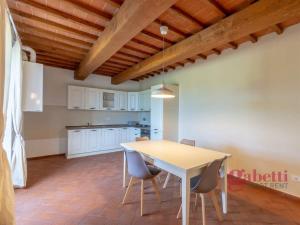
xmin=141 ymin=30 xmax=174 ymax=45
xmin=212 ymin=48 xmax=221 ymax=55
xmin=36 ymin=52 xmax=80 ymax=63
xmin=20 ymin=33 xmax=87 ymax=55
xmin=15 ymin=21 xmax=92 ymax=48
xmin=99 ymin=66 xmax=124 ymax=72
xmin=207 ymin=0 xmax=258 ymax=44
xmin=273 ymin=24 xmax=284 ymax=35
xmin=107 ymin=59 xmax=135 ymax=67
xmin=17 ymin=0 xmax=104 ymax=31
xmin=36 ymin=56 xmax=78 ymax=67
xmin=186 ymin=58 xmax=195 ymax=63
xmin=111 ymin=56 xmax=139 ymax=64
xmin=123 ymin=45 xmax=153 ymax=56
xmin=75 ymin=0 xmax=177 ymax=80
xmin=103 ymin=62 xmax=130 ymax=70
xmin=198 ymin=54 xmax=207 ymax=60
xmin=176 ymin=62 xmax=185 ymax=67
xmin=117 ymin=51 xmax=145 ymax=61
xmin=170 ymin=6 xmax=205 ymax=28
xmin=10 ymin=9 xmax=98 ymax=40
xmin=131 ymin=38 xmax=161 ymax=51
xmin=249 ymin=34 xmax=258 ymax=43
xmin=22 ymin=40 xmax=84 ymax=60
xmin=228 ymin=42 xmax=238 ymax=49
xmin=103 ymin=0 xmax=183 ymax=42
xmin=64 ymin=0 xmax=114 ymax=21
xmin=19 ymin=31 xmax=88 ymax=53
xmin=112 ymin=0 xmax=300 ymax=84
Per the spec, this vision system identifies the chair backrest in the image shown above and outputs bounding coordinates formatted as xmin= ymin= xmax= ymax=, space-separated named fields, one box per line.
xmin=136 ymin=136 xmax=149 ymax=141
xmin=180 ymin=139 xmax=195 ymax=146
xmin=125 ymin=150 xmax=152 ymax=179
xmin=192 ymin=157 xmax=227 ymax=193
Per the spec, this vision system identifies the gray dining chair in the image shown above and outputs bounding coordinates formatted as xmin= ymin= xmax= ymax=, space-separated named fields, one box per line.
xmin=176 ymin=157 xmax=227 ymax=225
xmin=163 ymin=139 xmax=195 ymax=189
xmin=122 ymin=150 xmax=161 ymax=216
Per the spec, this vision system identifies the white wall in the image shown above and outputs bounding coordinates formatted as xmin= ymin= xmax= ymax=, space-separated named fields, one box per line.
xmin=140 ymin=24 xmax=300 ymax=197
xmin=24 ymin=67 xmax=140 ymax=158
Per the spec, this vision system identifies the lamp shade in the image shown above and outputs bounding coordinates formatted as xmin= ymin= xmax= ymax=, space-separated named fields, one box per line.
xmin=151 ymin=86 xmax=175 ymax=98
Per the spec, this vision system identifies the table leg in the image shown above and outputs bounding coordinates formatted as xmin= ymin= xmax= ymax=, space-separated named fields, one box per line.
xmin=163 ymin=172 xmax=171 ymax=189
xmin=221 ymin=159 xmax=228 ymax=214
xmin=123 ymin=151 xmax=127 ymax=188
xmin=181 ymin=173 xmax=190 ymax=225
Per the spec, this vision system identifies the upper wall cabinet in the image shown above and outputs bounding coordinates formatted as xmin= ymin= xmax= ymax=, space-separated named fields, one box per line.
xmin=139 ymin=90 xmax=151 ymax=111
xmin=118 ymin=91 xmax=128 ymax=111
xmin=22 ymin=61 xmax=43 ymax=112
xmin=67 ymin=85 xmax=150 ymax=112
xmin=85 ymin=88 xmax=100 ymax=110
xmin=101 ymin=90 xmax=119 ymax=111
xmin=128 ymin=92 xmax=139 ymax=111
xmin=68 ymin=86 xmax=85 ymax=110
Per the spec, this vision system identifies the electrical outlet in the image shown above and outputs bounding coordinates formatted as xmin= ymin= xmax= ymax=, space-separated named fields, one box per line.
xmin=291 ymin=175 xmax=300 ymax=182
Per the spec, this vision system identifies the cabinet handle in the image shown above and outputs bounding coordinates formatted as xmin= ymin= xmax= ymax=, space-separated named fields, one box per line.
xmin=91 ymin=130 xmax=97 ymax=132
xmin=108 ymin=128 xmax=114 ymax=130
xmin=90 ymin=107 xmax=96 ymax=109
xmin=154 ymin=129 xmax=158 ymax=131
xmin=120 ymin=108 xmax=125 ymax=111
xmin=73 ymin=106 xmax=80 ymax=109
xmin=73 ymin=130 xmax=81 ymax=133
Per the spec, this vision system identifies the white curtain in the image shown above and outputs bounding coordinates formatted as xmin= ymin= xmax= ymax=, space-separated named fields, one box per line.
xmin=2 ymin=8 xmax=27 ymax=187
xmin=10 ymin=41 xmax=26 ymax=187
xmin=0 ymin=4 xmax=15 ymax=225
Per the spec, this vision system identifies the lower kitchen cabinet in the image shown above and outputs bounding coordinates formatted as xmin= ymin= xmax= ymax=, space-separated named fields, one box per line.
xmin=86 ymin=129 xmax=99 ymax=152
xmin=67 ymin=127 xmax=141 ymax=158
xmin=67 ymin=129 xmax=86 ymax=155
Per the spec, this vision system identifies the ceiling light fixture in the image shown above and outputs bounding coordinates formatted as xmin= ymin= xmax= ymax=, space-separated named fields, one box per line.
xmin=151 ymin=25 xmax=175 ymax=99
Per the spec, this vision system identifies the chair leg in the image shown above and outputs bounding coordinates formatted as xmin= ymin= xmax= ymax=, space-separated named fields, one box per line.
xmin=195 ymin=193 xmax=199 ymax=207
xmin=176 ymin=204 xmax=182 ymax=219
xmin=210 ymin=190 xmax=223 ymax=221
xmin=151 ymin=178 xmax=161 ymax=202
xmin=163 ymin=173 xmax=171 ymax=189
xmin=200 ymin=194 xmax=206 ymax=225
xmin=122 ymin=177 xmax=134 ymax=204
xmin=141 ymin=180 xmax=144 ymax=216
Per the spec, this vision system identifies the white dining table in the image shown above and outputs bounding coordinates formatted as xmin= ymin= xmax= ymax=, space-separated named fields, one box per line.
xmin=121 ymin=140 xmax=231 ymax=225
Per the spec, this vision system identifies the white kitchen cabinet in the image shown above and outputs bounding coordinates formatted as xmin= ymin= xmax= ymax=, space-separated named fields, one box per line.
xmin=120 ymin=127 xmax=130 ymax=143
xmin=68 ymin=86 xmax=85 ymax=110
xmin=118 ymin=91 xmax=128 ymax=111
xmin=67 ymin=129 xmax=86 ymax=155
xmin=102 ymin=128 xmax=119 ymax=150
xmin=150 ymin=84 xmax=179 ymax=141
xmin=85 ymin=88 xmax=100 ymax=110
xmin=138 ymin=91 xmax=146 ymax=111
xmin=128 ymin=128 xmax=141 ymax=142
xmin=22 ymin=61 xmax=43 ymax=112
xmin=144 ymin=89 xmax=151 ymax=111
xmin=128 ymin=92 xmax=139 ymax=111
xmin=86 ymin=129 xmax=99 ymax=152
xmin=139 ymin=90 xmax=151 ymax=111
xmin=101 ymin=90 xmax=119 ymax=110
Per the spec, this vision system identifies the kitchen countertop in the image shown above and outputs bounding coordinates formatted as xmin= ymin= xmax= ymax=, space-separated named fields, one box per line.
xmin=65 ymin=124 xmax=150 ymax=130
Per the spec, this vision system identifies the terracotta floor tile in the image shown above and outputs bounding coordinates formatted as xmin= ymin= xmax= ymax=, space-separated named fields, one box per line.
xmin=15 ymin=152 xmax=300 ymax=225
